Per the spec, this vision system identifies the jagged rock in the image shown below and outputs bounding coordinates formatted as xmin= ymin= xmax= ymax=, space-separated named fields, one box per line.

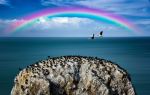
xmin=11 ymin=56 xmax=136 ymax=95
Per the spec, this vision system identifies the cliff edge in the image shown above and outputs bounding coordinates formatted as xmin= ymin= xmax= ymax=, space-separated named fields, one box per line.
xmin=11 ymin=56 xmax=136 ymax=95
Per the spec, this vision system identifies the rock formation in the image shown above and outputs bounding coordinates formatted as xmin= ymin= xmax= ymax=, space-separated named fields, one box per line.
xmin=11 ymin=56 xmax=136 ymax=95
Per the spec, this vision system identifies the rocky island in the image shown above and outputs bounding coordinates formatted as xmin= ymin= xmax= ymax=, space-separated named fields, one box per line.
xmin=11 ymin=56 xmax=136 ymax=95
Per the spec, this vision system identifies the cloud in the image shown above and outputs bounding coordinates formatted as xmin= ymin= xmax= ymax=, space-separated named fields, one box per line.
xmin=40 ymin=0 xmax=150 ymax=17
xmin=31 ymin=17 xmax=98 ymax=33
xmin=0 ymin=0 xmax=10 ymax=6
xmin=75 ymin=0 xmax=150 ymax=17
xmin=0 ymin=17 xmax=98 ymax=37
xmin=134 ymin=19 xmax=150 ymax=25
xmin=0 ymin=17 xmax=137 ymax=37
xmin=0 ymin=0 xmax=149 ymax=36
xmin=133 ymin=18 xmax=150 ymax=34
xmin=40 ymin=0 xmax=86 ymax=6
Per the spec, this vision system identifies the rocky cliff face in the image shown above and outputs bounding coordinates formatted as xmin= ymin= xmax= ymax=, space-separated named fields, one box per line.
xmin=11 ymin=56 xmax=136 ymax=95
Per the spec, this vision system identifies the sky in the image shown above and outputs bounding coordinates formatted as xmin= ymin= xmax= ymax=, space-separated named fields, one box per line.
xmin=0 ymin=0 xmax=150 ymax=37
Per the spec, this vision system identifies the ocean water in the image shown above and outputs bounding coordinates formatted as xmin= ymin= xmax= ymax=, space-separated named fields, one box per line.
xmin=0 ymin=37 xmax=150 ymax=95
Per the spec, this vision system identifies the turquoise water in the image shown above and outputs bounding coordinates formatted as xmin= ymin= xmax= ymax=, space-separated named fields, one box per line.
xmin=0 ymin=37 xmax=150 ymax=95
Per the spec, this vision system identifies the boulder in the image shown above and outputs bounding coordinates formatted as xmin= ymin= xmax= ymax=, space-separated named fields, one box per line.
xmin=11 ymin=56 xmax=136 ymax=95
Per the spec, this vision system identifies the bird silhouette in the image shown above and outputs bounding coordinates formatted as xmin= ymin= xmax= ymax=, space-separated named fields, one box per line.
xmin=100 ymin=31 xmax=103 ymax=37
xmin=91 ymin=34 xmax=95 ymax=39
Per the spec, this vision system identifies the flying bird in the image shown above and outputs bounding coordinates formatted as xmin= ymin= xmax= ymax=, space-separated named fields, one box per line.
xmin=91 ymin=34 xmax=95 ymax=39
xmin=100 ymin=31 xmax=103 ymax=37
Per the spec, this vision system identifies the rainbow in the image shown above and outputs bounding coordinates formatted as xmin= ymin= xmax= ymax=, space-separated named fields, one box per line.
xmin=11 ymin=7 xmax=138 ymax=33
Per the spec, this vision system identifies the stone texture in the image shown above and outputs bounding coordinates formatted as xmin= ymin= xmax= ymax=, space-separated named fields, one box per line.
xmin=11 ymin=56 xmax=136 ymax=95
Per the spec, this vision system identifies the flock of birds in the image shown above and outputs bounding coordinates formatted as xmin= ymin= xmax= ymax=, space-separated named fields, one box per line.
xmin=91 ymin=31 xmax=103 ymax=39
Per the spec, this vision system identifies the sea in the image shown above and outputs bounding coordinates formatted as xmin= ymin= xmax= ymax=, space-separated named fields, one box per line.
xmin=0 ymin=37 xmax=150 ymax=95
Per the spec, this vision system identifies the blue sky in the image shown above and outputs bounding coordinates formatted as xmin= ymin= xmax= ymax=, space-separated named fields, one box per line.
xmin=0 ymin=0 xmax=150 ymax=37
